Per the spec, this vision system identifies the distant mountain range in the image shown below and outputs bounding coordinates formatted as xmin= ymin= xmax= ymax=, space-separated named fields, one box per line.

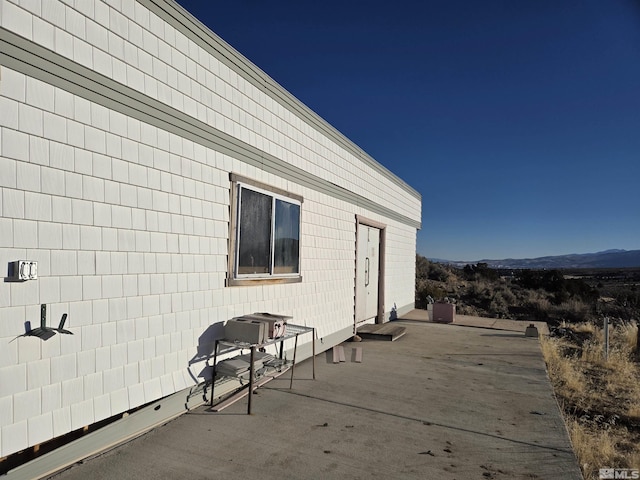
xmin=431 ymin=249 xmax=640 ymax=269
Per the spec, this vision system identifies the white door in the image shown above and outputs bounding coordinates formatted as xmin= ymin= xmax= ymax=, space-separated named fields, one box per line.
xmin=355 ymin=225 xmax=380 ymax=324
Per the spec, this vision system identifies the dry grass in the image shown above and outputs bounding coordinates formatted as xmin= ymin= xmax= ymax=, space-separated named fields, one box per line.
xmin=620 ymin=322 xmax=640 ymax=352
xmin=570 ymin=321 xmax=599 ymax=336
xmin=540 ymin=336 xmax=585 ymax=398
xmin=568 ymin=419 xmax=621 ymax=479
xmin=629 ymin=403 xmax=640 ymax=421
xmin=541 ymin=322 xmax=640 ymax=479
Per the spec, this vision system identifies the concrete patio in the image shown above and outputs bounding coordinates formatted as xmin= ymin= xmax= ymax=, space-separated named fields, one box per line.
xmin=49 ymin=317 xmax=580 ymax=480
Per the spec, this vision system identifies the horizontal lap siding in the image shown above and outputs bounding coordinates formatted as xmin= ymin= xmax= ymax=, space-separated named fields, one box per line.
xmin=0 ymin=0 xmax=420 ymax=457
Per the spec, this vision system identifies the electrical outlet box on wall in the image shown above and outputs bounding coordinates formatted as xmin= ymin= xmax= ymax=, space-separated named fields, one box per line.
xmin=9 ymin=260 xmax=38 ymax=281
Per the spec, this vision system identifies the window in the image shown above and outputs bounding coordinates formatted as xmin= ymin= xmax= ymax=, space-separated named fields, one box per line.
xmin=230 ymin=175 xmax=302 ymax=284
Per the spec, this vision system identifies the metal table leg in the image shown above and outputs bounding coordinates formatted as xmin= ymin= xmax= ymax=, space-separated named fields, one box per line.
xmin=289 ymin=333 xmax=299 ymax=389
xmin=248 ymin=345 xmax=255 ymax=414
xmin=312 ymin=328 xmax=316 ymax=380
xmin=210 ymin=339 xmax=219 ymax=407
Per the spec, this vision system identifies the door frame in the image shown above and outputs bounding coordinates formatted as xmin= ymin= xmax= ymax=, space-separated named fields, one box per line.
xmin=355 ymin=215 xmax=386 ymax=325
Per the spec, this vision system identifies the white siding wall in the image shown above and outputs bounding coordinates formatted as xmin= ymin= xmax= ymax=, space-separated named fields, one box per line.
xmin=0 ymin=0 xmax=420 ymax=457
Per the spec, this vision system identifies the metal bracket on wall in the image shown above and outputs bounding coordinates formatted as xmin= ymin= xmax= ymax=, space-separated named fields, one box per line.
xmin=22 ymin=304 xmax=72 ymax=340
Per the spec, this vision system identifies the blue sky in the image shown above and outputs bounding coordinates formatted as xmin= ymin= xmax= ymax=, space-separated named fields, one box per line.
xmin=177 ymin=0 xmax=640 ymax=261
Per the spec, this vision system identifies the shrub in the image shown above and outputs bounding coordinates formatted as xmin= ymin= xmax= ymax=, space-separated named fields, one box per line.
xmin=415 ymin=279 xmax=446 ymax=308
xmin=556 ymin=299 xmax=592 ymax=323
xmin=463 ymin=262 xmax=499 ymax=281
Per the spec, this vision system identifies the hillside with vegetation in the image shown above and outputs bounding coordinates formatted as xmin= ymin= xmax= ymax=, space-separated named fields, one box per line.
xmin=415 ymin=254 xmax=640 ymax=325
xmin=415 ymin=254 xmax=640 ymax=479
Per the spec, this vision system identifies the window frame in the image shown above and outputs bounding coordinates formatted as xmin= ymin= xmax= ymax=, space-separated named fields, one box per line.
xmin=228 ymin=173 xmax=303 ymax=286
